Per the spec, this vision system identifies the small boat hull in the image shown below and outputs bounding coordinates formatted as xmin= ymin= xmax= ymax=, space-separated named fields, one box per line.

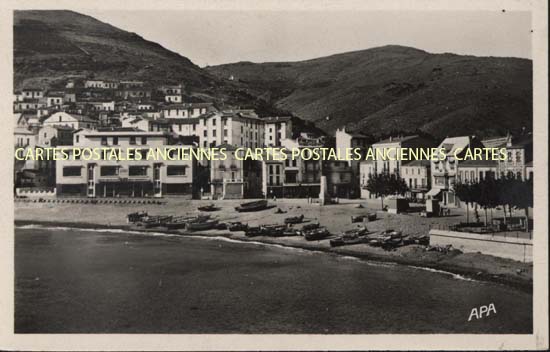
xmin=235 ymin=200 xmax=268 ymax=212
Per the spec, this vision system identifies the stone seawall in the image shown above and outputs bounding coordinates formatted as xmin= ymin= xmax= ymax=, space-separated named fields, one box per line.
xmin=429 ymin=229 xmax=532 ymax=263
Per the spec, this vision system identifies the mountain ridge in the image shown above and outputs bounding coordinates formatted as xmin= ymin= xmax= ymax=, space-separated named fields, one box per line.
xmin=206 ymin=45 xmax=532 ymax=138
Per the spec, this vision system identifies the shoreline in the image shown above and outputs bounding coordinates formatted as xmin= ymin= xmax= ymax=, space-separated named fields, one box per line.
xmin=15 ymin=218 xmax=533 ymax=292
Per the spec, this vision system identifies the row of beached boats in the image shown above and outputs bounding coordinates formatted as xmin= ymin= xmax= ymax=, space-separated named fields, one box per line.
xmin=125 ymin=200 xmax=271 ymax=231
xmin=126 ymin=212 xmax=224 ymax=231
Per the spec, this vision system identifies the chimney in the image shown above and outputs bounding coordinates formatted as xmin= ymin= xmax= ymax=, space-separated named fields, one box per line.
xmin=389 ymin=136 xmax=392 ymax=142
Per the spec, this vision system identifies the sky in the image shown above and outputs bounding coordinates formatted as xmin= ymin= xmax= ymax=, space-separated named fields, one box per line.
xmin=84 ymin=10 xmax=532 ymax=67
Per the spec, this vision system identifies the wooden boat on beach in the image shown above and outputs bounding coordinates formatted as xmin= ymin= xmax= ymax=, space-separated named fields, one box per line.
xmin=197 ymin=204 xmax=220 ymax=212
xmin=186 ymin=219 xmax=219 ymax=231
xmin=235 ymin=200 xmax=268 ymax=212
xmin=329 ymin=227 xmax=370 ymax=247
xmin=301 ymin=223 xmax=320 ymax=232
xmin=284 ymin=214 xmax=305 ymax=224
xmin=260 ymin=224 xmax=287 ymax=237
xmin=228 ymin=222 xmax=248 ymax=232
xmin=303 ymin=227 xmax=331 ymax=241
xmin=127 ymin=211 xmax=148 ymax=223
xmin=138 ymin=215 xmax=173 ymax=228
xmin=245 ymin=226 xmax=263 ymax=237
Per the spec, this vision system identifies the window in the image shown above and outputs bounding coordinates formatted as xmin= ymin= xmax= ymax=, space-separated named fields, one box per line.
xmin=224 ymin=130 xmax=228 ymax=137
xmin=129 ymin=166 xmax=148 ymax=176
xmin=141 ymin=136 xmax=147 ymax=145
xmin=213 ymin=130 xmax=216 ymax=137
xmin=112 ymin=137 xmax=118 ymax=145
xmin=167 ymin=165 xmax=186 ymax=176
xmin=212 ymin=119 xmax=216 ymax=126
xmin=203 ymin=130 xmax=207 ymax=137
xmin=101 ymin=137 xmax=108 ymax=146
xmin=76 ymin=135 xmax=79 ymax=143
xmin=100 ymin=166 xmax=119 ymax=176
xmin=63 ymin=166 xmax=82 ymax=177
xmin=130 ymin=136 xmax=136 ymax=145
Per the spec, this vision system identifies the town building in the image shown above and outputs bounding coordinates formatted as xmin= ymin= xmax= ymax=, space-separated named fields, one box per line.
xmin=14 ymin=99 xmax=46 ymax=112
xmin=37 ymin=125 xmax=75 ymax=147
xmin=116 ymin=87 xmax=152 ymax=100
xmin=400 ymin=159 xmax=431 ymax=200
xmin=45 ymin=93 xmax=64 ymax=107
xmin=43 ymin=112 xmax=98 ymax=130
xmin=158 ymin=84 xmax=184 ymax=95
xmin=483 ymin=134 xmax=533 ymax=180
xmin=57 ymin=128 xmax=196 ymax=198
xmin=19 ymin=88 xmax=44 ymax=100
xmin=456 ymin=159 xmax=497 ymax=184
xmin=170 ymin=109 xmax=266 ymax=149
xmin=209 ymin=144 xmax=262 ymax=199
xmin=427 ymin=136 xmax=485 ymax=207
xmin=161 ymin=103 xmax=213 ymax=119
xmin=361 ymin=135 xmax=435 ymax=199
xmin=84 ymin=80 xmax=106 ymax=89
xmin=262 ymin=134 xmax=324 ymax=198
xmin=335 ymin=127 xmax=370 ymax=198
xmin=324 ymin=160 xmax=353 ymax=198
xmin=164 ymin=95 xmax=183 ymax=103
xmin=264 ymin=116 xmax=292 ymax=147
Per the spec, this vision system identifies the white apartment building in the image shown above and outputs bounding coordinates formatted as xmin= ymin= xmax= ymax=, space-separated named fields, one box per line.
xmin=170 ymin=109 xmax=265 ymax=149
xmin=57 ymin=128 xmax=196 ymax=198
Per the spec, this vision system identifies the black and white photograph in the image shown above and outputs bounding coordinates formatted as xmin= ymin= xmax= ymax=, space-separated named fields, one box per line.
xmin=1 ymin=0 xmax=548 ymax=350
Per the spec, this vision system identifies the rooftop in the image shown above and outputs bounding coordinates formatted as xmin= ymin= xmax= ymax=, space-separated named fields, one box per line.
xmin=374 ymin=135 xmax=419 ymax=145
xmin=402 ymin=159 xmax=431 ymax=167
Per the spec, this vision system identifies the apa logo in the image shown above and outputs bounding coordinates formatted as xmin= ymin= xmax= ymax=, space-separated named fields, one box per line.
xmin=468 ymin=303 xmax=497 ymax=321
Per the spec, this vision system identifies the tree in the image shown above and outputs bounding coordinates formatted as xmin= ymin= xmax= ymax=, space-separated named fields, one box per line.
xmin=455 ymin=182 xmax=473 ymax=224
xmin=365 ymin=172 xmax=409 ymax=209
xmin=510 ymin=178 xmax=533 ymax=232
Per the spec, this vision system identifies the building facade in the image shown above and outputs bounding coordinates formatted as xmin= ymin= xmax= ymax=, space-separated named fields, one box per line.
xmin=56 ymin=129 xmax=196 ymax=198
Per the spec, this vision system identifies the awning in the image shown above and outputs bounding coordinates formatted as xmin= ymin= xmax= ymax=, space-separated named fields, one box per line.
xmin=426 ymin=188 xmax=441 ymax=198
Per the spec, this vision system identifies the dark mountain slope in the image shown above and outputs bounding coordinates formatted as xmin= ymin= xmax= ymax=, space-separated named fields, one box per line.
xmin=206 ymin=46 xmax=532 ymax=138
xmin=14 ymin=10 xmax=217 ymax=90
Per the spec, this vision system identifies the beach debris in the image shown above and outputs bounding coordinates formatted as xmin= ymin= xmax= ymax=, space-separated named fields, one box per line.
xmin=275 ymin=208 xmax=287 ymax=214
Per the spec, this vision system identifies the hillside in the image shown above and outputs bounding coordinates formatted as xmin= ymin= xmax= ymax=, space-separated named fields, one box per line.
xmin=206 ymin=46 xmax=533 ymax=138
xmin=14 ymin=10 xmax=220 ymax=90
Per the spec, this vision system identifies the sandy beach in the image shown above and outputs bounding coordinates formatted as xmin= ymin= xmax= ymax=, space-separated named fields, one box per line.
xmin=14 ymin=198 xmax=533 ymax=290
